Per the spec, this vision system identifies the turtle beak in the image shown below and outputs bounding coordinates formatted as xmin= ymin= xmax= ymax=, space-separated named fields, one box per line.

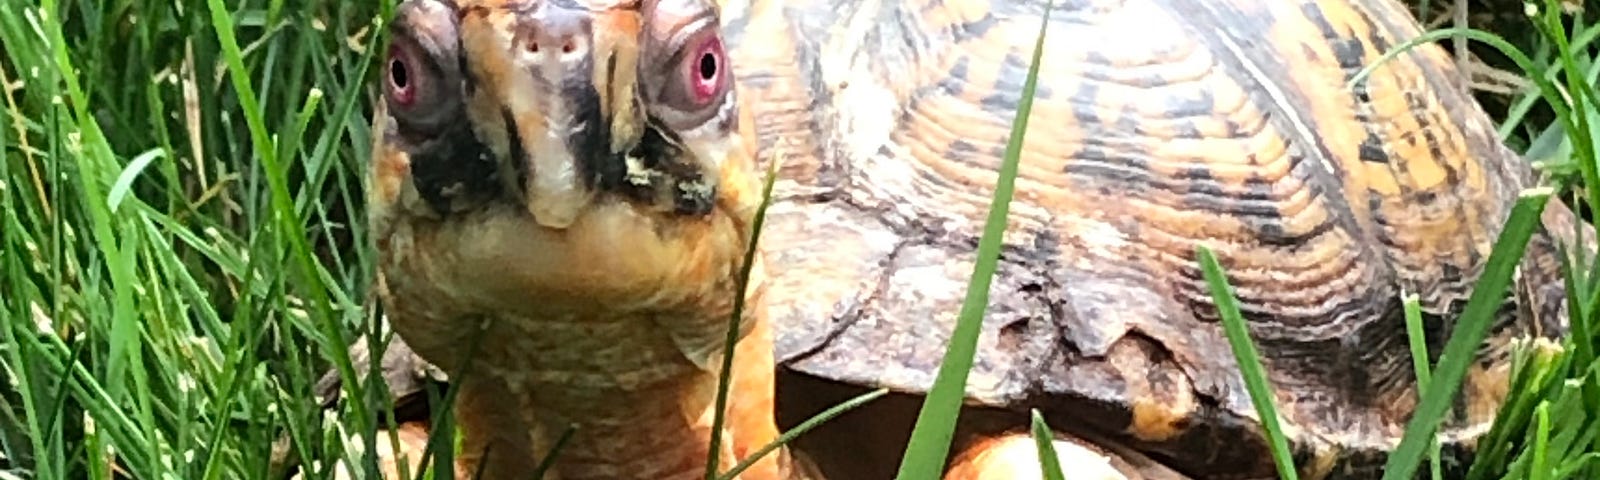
xmin=454 ymin=3 xmax=636 ymax=229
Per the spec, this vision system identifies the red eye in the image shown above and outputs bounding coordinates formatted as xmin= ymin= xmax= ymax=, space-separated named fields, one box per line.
xmin=386 ymin=44 xmax=419 ymax=108
xmin=685 ymin=36 xmax=725 ymax=105
xmin=378 ymin=18 xmax=464 ymax=132
xmin=648 ymin=27 xmax=732 ymax=129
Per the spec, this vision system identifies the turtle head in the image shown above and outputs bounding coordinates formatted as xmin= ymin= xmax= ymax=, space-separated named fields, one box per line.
xmin=365 ymin=2 xmax=784 ymax=477
xmin=368 ymin=0 xmax=765 ymax=317
xmin=371 ymin=0 xmax=754 ymax=227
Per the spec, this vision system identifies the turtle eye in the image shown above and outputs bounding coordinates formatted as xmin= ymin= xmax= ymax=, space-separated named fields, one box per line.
xmin=383 ymin=34 xmax=450 ymax=127
xmin=387 ymin=47 xmax=417 ymax=107
xmin=651 ymin=28 xmax=731 ymax=131
xmin=683 ymin=36 xmax=726 ymax=106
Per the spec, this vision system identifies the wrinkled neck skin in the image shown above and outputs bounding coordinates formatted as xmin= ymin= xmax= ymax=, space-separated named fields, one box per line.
xmin=373 ymin=175 xmax=783 ymax=480
xmin=436 ymin=306 xmax=783 ymax=480
xmin=370 ymin=56 xmax=788 ymax=477
xmin=369 ymin=124 xmax=784 ymax=478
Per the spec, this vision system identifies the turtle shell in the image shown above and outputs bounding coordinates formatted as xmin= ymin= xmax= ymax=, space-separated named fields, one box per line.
xmin=724 ymin=0 xmax=1586 ymax=478
xmin=315 ymin=334 xmax=449 ymax=429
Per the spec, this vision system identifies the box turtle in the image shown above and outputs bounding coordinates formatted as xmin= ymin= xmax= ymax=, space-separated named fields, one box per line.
xmin=358 ymin=0 xmax=1590 ymax=478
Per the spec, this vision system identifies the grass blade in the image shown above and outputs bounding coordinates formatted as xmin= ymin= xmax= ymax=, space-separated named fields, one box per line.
xmin=107 ymin=148 xmax=164 ymax=213
xmin=532 ymin=424 xmax=577 ymax=480
xmin=1195 ymin=246 xmax=1298 ymax=480
xmin=703 ymin=131 xmax=783 ymax=480
xmin=1381 ymin=187 xmax=1554 ymax=480
xmin=1532 ymin=401 xmax=1551 ymax=480
xmin=893 ymin=2 xmax=1052 ymax=478
xmin=1029 ymin=410 xmax=1065 ymax=480
xmin=1401 ymin=293 xmax=1443 ymax=480
xmin=714 ymin=388 xmax=889 ymax=480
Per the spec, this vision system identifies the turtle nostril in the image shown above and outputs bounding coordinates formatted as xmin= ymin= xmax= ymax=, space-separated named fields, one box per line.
xmin=519 ymin=5 xmax=589 ymax=57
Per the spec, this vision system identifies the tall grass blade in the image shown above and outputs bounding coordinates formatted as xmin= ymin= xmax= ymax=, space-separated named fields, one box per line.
xmin=1195 ymin=246 xmax=1298 ymax=480
xmin=1401 ymin=293 xmax=1442 ymax=480
xmin=1381 ymin=188 xmax=1553 ymax=480
xmin=893 ymin=2 xmax=1052 ymax=478
xmin=703 ymin=139 xmax=783 ymax=480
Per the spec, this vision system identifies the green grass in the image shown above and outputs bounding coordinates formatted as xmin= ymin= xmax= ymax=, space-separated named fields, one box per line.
xmin=1 ymin=0 xmax=395 ymax=478
xmin=892 ymin=1 xmax=1053 ymax=477
xmin=1195 ymin=246 xmax=1300 ymax=480
xmin=3 ymin=1 xmax=1599 ymax=480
